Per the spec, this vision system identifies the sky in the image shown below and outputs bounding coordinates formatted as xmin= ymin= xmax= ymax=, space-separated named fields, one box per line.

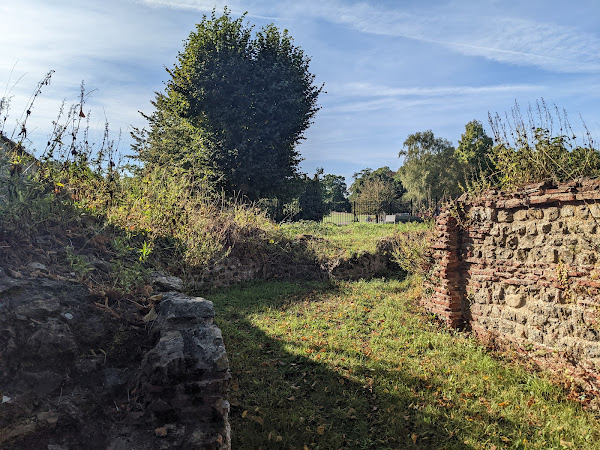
xmin=2 ymin=0 xmax=600 ymax=186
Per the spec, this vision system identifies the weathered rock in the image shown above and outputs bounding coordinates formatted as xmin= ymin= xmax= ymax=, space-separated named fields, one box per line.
xmin=1 ymin=271 xmax=231 ymax=449
xmin=156 ymin=292 xmax=216 ymax=326
xmin=505 ymin=293 xmax=525 ymax=308
xmin=139 ymin=292 xmax=231 ymax=449
xmin=28 ymin=261 xmax=48 ymax=272
xmin=27 ymin=319 xmax=78 ymax=358
xmin=151 ymin=272 xmax=184 ymax=292
xmin=22 ymin=370 xmax=64 ymax=395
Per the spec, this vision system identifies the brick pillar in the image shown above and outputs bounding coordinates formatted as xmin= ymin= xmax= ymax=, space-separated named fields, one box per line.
xmin=424 ymin=212 xmax=463 ymax=327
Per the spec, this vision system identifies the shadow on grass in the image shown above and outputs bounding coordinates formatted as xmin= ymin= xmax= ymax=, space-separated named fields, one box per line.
xmin=206 ymin=281 xmax=474 ymax=449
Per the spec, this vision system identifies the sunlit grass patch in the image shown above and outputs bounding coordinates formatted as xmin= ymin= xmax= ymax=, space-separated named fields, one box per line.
xmin=210 ymin=278 xmax=600 ymax=449
xmin=278 ymin=221 xmax=429 ymax=260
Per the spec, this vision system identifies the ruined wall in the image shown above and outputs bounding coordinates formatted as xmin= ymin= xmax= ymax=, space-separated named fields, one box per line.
xmin=427 ymin=180 xmax=600 ymax=375
xmin=192 ymin=238 xmax=398 ymax=291
xmin=0 ymin=268 xmax=231 ymax=449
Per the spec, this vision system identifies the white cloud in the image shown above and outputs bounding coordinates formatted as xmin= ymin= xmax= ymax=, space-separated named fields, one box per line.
xmin=286 ymin=0 xmax=600 ymax=73
xmin=137 ymin=0 xmax=600 ymax=73
xmin=329 ymin=82 xmax=541 ymax=98
xmin=321 ymin=82 xmax=542 ymax=115
xmin=137 ymin=0 xmax=289 ymax=20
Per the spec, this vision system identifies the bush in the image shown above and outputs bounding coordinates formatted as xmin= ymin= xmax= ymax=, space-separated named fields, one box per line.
xmin=390 ymin=228 xmax=433 ymax=276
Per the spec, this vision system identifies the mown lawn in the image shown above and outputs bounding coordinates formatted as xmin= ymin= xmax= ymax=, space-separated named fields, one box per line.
xmin=278 ymin=221 xmax=428 ymax=260
xmin=209 ymin=278 xmax=600 ymax=449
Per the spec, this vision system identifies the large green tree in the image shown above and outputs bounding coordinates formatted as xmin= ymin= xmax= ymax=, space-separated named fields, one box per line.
xmin=348 ymin=166 xmax=404 ymax=201
xmin=321 ymin=173 xmax=349 ymax=204
xmin=455 ymin=120 xmax=493 ymax=167
xmin=133 ymin=9 xmax=323 ymax=199
xmin=356 ymin=179 xmax=396 ymax=214
xmin=397 ymin=130 xmax=462 ymax=203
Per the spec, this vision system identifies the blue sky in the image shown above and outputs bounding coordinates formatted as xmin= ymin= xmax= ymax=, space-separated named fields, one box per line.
xmin=2 ymin=0 xmax=600 ymax=186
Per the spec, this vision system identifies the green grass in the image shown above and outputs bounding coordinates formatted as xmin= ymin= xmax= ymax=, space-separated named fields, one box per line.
xmin=278 ymin=221 xmax=429 ymax=260
xmin=209 ymin=278 xmax=600 ymax=449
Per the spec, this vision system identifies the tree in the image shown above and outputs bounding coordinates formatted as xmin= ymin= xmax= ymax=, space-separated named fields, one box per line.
xmin=455 ymin=120 xmax=495 ymax=185
xmin=357 ymin=178 xmax=396 ymax=214
xmin=348 ymin=166 xmax=404 ymax=201
xmin=297 ymin=173 xmax=325 ymax=221
xmin=320 ymin=173 xmax=349 ymax=210
xmin=133 ymin=9 xmax=323 ymax=200
xmin=455 ymin=120 xmax=493 ymax=167
xmin=397 ymin=130 xmax=462 ymax=203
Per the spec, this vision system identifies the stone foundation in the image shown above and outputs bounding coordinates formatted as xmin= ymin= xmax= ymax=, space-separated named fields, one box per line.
xmin=192 ymin=237 xmax=400 ymax=291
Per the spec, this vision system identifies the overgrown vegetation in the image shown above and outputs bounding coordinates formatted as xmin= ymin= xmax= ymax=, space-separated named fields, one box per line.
xmin=390 ymin=228 xmax=433 ymax=277
xmin=0 ymin=71 xmax=296 ymax=294
xmin=488 ymin=100 xmax=600 ymax=191
xmin=211 ymin=278 xmax=600 ymax=449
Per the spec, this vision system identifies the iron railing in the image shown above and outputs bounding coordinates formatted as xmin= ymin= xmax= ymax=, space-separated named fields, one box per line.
xmin=262 ymin=198 xmax=440 ymax=224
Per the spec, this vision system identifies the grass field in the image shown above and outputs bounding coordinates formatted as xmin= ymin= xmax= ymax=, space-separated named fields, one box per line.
xmin=210 ymin=278 xmax=600 ymax=449
xmin=278 ymin=221 xmax=428 ymax=260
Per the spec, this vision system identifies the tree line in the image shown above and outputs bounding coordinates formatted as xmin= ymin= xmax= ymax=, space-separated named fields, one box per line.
xmin=132 ymin=9 xmax=600 ymax=222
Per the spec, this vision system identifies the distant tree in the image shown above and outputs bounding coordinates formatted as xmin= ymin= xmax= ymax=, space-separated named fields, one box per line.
xmin=455 ymin=120 xmax=493 ymax=167
xmin=320 ymin=173 xmax=350 ymax=211
xmin=455 ymin=120 xmax=495 ymax=186
xmin=297 ymin=173 xmax=325 ymax=221
xmin=348 ymin=168 xmax=370 ymax=200
xmin=348 ymin=166 xmax=404 ymax=201
xmin=397 ymin=130 xmax=462 ymax=203
xmin=357 ymin=178 xmax=396 ymax=214
xmin=132 ymin=9 xmax=323 ymax=200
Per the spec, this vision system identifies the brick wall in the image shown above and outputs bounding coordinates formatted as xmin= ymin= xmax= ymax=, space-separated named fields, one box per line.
xmin=427 ymin=180 xmax=600 ymax=375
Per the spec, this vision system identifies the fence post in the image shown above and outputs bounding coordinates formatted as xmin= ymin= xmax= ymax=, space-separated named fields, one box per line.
xmin=410 ymin=199 xmax=413 ymax=216
xmin=353 ymin=201 xmax=357 ymax=222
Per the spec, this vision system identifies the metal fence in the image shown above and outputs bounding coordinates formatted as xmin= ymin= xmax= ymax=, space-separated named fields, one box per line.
xmin=261 ymin=198 xmax=440 ymax=225
xmin=323 ymin=200 xmax=411 ymax=225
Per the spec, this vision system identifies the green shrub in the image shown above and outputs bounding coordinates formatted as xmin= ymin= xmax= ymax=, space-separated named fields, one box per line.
xmin=390 ymin=228 xmax=433 ymax=276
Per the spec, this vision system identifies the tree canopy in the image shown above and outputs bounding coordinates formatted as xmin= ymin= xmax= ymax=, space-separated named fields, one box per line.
xmin=397 ymin=130 xmax=462 ymax=203
xmin=348 ymin=166 xmax=404 ymax=201
xmin=320 ymin=173 xmax=349 ymax=205
xmin=455 ymin=120 xmax=493 ymax=168
xmin=133 ymin=9 xmax=323 ymax=200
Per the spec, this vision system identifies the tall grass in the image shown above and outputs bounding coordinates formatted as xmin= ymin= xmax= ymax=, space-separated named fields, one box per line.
xmin=0 ymin=75 xmax=284 ymax=290
xmin=488 ymin=100 xmax=600 ymax=191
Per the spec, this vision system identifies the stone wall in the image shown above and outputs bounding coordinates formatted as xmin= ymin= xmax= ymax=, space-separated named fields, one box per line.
xmin=191 ymin=238 xmax=399 ymax=291
xmin=427 ymin=179 xmax=600 ymax=376
xmin=137 ymin=291 xmax=231 ymax=449
xmin=0 ymin=268 xmax=231 ymax=449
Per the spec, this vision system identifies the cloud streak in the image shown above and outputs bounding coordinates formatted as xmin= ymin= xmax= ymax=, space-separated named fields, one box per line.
xmin=318 ymin=2 xmax=600 ymax=73
xmin=146 ymin=0 xmax=600 ymax=73
xmin=321 ymin=82 xmax=543 ymax=115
